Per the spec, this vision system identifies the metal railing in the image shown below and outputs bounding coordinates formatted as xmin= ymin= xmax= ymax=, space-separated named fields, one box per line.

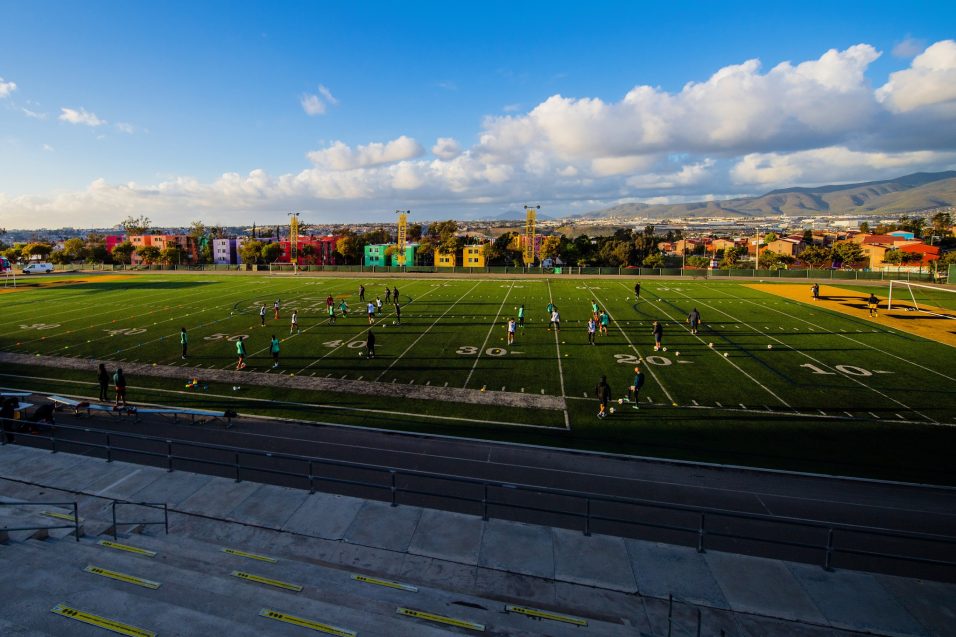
xmin=2 ymin=418 xmax=954 ymax=579
xmin=0 ymin=500 xmax=80 ymax=541
xmin=111 ymin=501 xmax=168 ymax=540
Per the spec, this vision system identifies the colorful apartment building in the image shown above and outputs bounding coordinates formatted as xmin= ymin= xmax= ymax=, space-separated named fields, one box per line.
xmin=462 ymin=245 xmax=486 ymax=267
xmin=212 ymin=238 xmax=237 ymax=265
xmin=435 ymin=250 xmax=457 ymax=268
xmin=277 ymin=235 xmax=341 ymax=265
xmin=363 ymin=243 xmax=418 ymax=267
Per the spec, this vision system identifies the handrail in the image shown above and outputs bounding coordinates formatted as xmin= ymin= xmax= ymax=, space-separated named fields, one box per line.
xmin=2 ymin=417 xmax=955 ymax=576
xmin=0 ymin=500 xmax=80 ymax=541
xmin=111 ymin=500 xmax=168 ymax=540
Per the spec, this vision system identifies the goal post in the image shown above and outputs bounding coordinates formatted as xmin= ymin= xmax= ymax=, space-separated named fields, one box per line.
xmin=887 ymin=280 xmax=956 ymax=318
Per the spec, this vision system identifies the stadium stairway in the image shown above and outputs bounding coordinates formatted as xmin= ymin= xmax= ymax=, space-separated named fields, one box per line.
xmin=2 ymin=443 xmax=955 ymax=636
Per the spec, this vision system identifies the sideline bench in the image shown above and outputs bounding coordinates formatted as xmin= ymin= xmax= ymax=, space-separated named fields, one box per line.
xmin=46 ymin=396 xmax=233 ymax=428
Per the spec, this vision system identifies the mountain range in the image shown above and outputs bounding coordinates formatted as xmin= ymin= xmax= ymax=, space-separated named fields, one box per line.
xmin=586 ymin=171 xmax=956 ymax=219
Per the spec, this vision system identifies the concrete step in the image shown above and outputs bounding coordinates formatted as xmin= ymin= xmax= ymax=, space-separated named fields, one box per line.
xmin=3 ymin=536 xmax=461 ymax=637
xmin=0 ymin=505 xmax=81 ymax=542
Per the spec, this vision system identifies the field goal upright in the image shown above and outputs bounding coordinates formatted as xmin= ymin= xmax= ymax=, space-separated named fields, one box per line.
xmin=887 ymin=280 xmax=956 ymax=319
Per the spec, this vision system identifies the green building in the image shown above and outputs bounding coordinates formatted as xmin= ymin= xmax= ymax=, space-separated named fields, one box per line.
xmin=363 ymin=243 xmax=418 ymax=267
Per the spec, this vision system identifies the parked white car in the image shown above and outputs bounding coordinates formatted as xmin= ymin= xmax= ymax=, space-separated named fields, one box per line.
xmin=22 ymin=262 xmax=54 ymax=274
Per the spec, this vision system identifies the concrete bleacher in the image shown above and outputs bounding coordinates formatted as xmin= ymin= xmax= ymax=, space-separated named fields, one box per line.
xmin=2 ymin=444 xmax=955 ymax=636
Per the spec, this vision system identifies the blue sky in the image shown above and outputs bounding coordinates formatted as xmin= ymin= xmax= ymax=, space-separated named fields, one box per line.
xmin=1 ymin=1 xmax=955 ymax=228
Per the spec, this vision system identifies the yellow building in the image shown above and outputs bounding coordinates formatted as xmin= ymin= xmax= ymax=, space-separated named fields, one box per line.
xmin=435 ymin=250 xmax=457 ymax=268
xmin=462 ymin=245 xmax=485 ymax=267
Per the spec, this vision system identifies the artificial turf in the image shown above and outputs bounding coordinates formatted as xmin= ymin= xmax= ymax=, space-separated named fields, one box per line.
xmin=2 ymin=272 xmax=954 ymax=483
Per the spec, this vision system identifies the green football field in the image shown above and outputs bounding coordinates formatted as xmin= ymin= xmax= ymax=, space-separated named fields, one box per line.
xmin=2 ymin=273 xmax=954 ymax=483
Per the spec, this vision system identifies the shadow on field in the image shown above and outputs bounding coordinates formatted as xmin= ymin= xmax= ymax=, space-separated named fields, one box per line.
xmin=62 ymin=281 xmax=217 ymax=291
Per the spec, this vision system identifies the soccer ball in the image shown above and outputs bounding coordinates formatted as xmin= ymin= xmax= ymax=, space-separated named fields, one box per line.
xmin=708 ymin=343 xmax=714 ymax=348
xmin=617 ymin=398 xmax=623 ymax=405
xmin=675 ymin=352 xmax=680 ymax=357
xmin=767 ymin=344 xmax=773 ymax=349
xmin=662 ymin=347 xmax=667 ymax=352
xmin=232 ymin=386 xmax=240 ymax=391
xmin=609 ymin=407 xmax=616 ymax=414
xmin=723 ymin=353 xmax=729 ymax=357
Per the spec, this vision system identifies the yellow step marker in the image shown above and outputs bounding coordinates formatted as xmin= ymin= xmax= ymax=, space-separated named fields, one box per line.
xmin=98 ymin=540 xmax=157 ymax=558
xmin=41 ymin=511 xmax=81 ymax=522
xmin=505 ymin=604 xmax=588 ymax=626
xmin=352 ymin=574 xmax=418 ymax=592
xmin=51 ymin=603 xmax=156 ymax=637
xmin=84 ymin=565 xmax=161 ymax=590
xmin=222 ymin=547 xmax=277 ymax=563
xmin=259 ymin=608 xmax=356 ymax=636
xmin=231 ymin=570 xmax=302 ymax=592
xmin=396 ymin=607 xmax=485 ymax=631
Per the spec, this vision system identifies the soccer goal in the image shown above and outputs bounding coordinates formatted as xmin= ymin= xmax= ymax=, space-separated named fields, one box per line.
xmin=887 ymin=280 xmax=956 ymax=319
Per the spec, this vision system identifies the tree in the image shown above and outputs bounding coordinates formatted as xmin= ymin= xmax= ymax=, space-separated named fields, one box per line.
xmin=763 ymin=232 xmax=778 ymax=243
xmin=111 ymin=241 xmax=135 ymax=265
xmin=261 ymin=242 xmax=282 ymax=263
xmin=758 ymin=249 xmax=780 ymax=269
xmin=642 ymin=253 xmax=666 ymax=268
xmin=136 ymin=245 xmax=161 ymax=265
xmin=831 ymin=242 xmax=866 ymax=268
xmin=120 ymin=215 xmax=153 ymax=235
xmin=930 ymin=212 xmax=953 ymax=237
xmin=800 ymin=245 xmax=833 ymax=268
xmin=859 ymin=221 xmax=870 ymax=234
xmin=160 ymin=246 xmax=182 ymax=266
xmin=686 ymin=255 xmax=711 ymax=269
xmin=298 ymin=244 xmax=316 ymax=264
xmin=335 ymin=235 xmax=363 ymax=265
xmin=407 ymin=223 xmax=423 ymax=240
xmin=60 ymin=238 xmax=87 ymax=262
xmin=482 ymin=242 xmax=499 ymax=265
xmin=21 ymin=242 xmax=53 ymax=261
xmin=802 ymin=229 xmax=814 ymax=244
xmin=239 ymin=239 xmax=263 ymax=264
xmin=719 ymin=246 xmax=743 ymax=269
xmin=540 ymin=236 xmax=562 ymax=261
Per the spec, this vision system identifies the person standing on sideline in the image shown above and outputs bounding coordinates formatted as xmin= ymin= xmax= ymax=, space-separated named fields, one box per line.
xmin=687 ymin=308 xmax=701 ymax=335
xmin=328 ymin=303 xmax=336 ymax=325
xmin=507 ymin=317 xmax=516 ymax=345
xmin=595 ymin=375 xmax=611 ymax=418
xmin=366 ymin=329 xmax=376 ymax=359
xmin=599 ymin=309 xmax=610 ymax=336
xmin=97 ymin=363 xmax=110 ymax=401
xmin=273 ymin=299 xmax=280 ymax=320
xmin=811 ymin=283 xmax=820 ymax=301
xmin=393 ymin=286 xmax=399 ymax=303
xmin=259 ymin=304 xmax=267 ymax=326
xmin=627 ymin=366 xmax=645 ymax=409
xmin=359 ymin=284 xmax=365 ymax=301
xmin=587 ymin=317 xmax=597 ymax=345
xmin=517 ymin=304 xmax=525 ymax=330
xmin=867 ymin=293 xmax=879 ymax=318
xmin=235 ymin=336 xmax=247 ymax=370
xmin=290 ymin=310 xmax=299 ymax=334
xmin=270 ymin=335 xmax=280 ymax=368
xmin=634 ymin=282 xmax=641 ymax=299
xmin=113 ymin=368 xmax=127 ymax=407
xmin=652 ymin=320 xmax=664 ymax=351
xmin=385 ymin=287 xmax=391 ymax=303
xmin=180 ymin=327 xmax=188 ymax=359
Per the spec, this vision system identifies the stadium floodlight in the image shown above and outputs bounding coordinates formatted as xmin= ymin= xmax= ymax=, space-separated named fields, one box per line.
xmin=887 ymin=280 xmax=956 ymax=319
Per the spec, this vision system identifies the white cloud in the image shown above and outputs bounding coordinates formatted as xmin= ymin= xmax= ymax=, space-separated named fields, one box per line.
xmin=22 ymin=107 xmax=47 ymax=119
xmin=0 ymin=76 xmax=16 ymax=98
xmin=876 ymin=40 xmax=956 ymax=113
xmin=307 ymin=136 xmax=424 ymax=170
xmin=58 ymin=107 xmax=106 ymax=127
xmin=5 ymin=40 xmax=956 ymax=227
xmin=431 ymin=137 xmax=462 ymax=160
xmin=730 ymin=146 xmax=956 ymax=187
xmin=116 ymin=122 xmax=136 ymax=134
xmin=42 ymin=144 xmax=54 ymax=152
xmin=301 ymin=84 xmax=338 ymax=116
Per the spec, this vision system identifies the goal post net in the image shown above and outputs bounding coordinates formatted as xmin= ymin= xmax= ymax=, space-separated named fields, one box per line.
xmin=887 ymin=280 xmax=956 ymax=319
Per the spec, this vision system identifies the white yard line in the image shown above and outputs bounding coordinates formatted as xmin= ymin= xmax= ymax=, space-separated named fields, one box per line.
xmin=380 ymin=281 xmax=483 ymax=382
xmin=589 ymin=283 xmax=677 ymax=405
xmin=676 ymin=286 xmax=934 ymax=422
xmin=463 ymin=281 xmax=515 ymax=388
xmin=547 ymin=280 xmax=571 ymax=429
xmin=614 ymin=282 xmax=790 ymax=409
xmin=294 ymin=282 xmax=441 ymax=375
xmin=719 ymin=286 xmax=956 ymax=383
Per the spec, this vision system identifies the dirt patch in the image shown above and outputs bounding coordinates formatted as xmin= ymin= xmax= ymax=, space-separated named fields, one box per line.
xmin=0 ymin=274 xmax=134 ymax=294
xmin=0 ymin=351 xmax=567 ymax=411
xmin=747 ymin=283 xmax=956 ymax=348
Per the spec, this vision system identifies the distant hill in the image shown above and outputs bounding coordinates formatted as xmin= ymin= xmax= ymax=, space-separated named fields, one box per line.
xmin=586 ymin=171 xmax=956 ymax=219
xmin=485 ymin=210 xmax=554 ymax=222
